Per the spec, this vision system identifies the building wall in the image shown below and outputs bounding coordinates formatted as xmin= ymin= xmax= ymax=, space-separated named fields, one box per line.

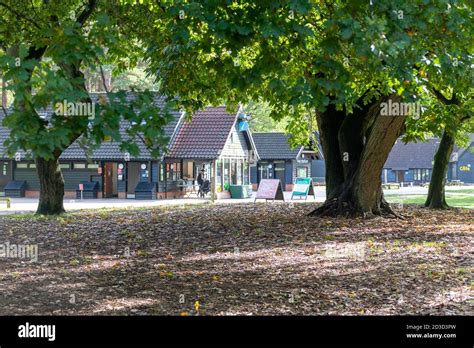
xmin=0 ymin=160 xmax=13 ymax=192
xmin=250 ymin=164 xmax=257 ymax=185
xmin=13 ymin=167 xmax=40 ymax=190
xmin=285 ymin=160 xmax=293 ymax=186
xmin=292 ymin=159 xmax=311 ymax=184
xmin=383 ymin=168 xmax=433 ymax=184
xmin=252 ymin=159 xmax=299 ymax=191
xmin=9 ymin=160 xmax=185 ymax=199
xmin=220 ymin=124 xmax=248 ymax=158
xmin=405 ymin=170 xmax=414 ymax=182
xmin=458 ymin=144 xmax=474 ymax=183
xmin=311 ymin=159 xmax=325 ymax=184
xmin=62 ymin=168 xmax=102 ymax=191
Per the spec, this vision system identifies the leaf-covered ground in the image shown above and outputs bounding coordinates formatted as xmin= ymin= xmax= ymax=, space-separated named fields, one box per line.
xmin=0 ymin=203 xmax=472 ymax=315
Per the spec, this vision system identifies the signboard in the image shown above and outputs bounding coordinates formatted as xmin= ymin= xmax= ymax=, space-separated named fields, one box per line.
xmin=291 ymin=177 xmax=315 ymax=200
xmin=78 ymin=183 xmax=84 ymax=200
xmin=254 ymin=179 xmax=285 ymax=202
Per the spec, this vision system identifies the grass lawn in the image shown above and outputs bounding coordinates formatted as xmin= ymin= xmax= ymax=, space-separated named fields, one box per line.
xmin=445 ymin=188 xmax=474 ymax=194
xmin=386 ymin=193 xmax=474 ymax=209
xmin=0 ymin=203 xmax=471 ymax=315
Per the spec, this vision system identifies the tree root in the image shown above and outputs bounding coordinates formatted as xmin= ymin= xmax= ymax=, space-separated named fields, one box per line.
xmin=380 ymin=200 xmax=404 ymax=219
xmin=309 ymin=198 xmax=404 ymax=219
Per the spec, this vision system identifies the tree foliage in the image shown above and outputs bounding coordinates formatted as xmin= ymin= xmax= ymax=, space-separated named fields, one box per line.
xmin=0 ymin=0 xmax=174 ymax=161
xmin=143 ymin=0 xmax=472 ymax=139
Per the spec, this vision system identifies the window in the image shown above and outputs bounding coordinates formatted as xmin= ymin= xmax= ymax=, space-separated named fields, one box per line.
xmin=87 ymin=163 xmax=99 ymax=169
xmin=166 ymin=162 xmax=181 ymax=181
xmin=16 ymin=163 xmax=28 ymax=169
xmin=231 ymin=159 xmax=237 ymax=185
xmin=243 ymin=161 xmax=249 ymax=185
xmin=74 ymin=163 xmax=86 ymax=169
xmin=236 ymin=159 xmax=243 ymax=185
xmin=297 ymin=167 xmax=308 ymax=178
xmin=175 ymin=162 xmax=181 ymax=181
xmin=60 ymin=163 xmax=71 ymax=169
xmin=2 ymin=163 xmax=8 ymax=175
xmin=223 ymin=159 xmax=230 ymax=185
xmin=216 ymin=160 xmax=222 ymax=187
xmin=160 ymin=163 xmax=165 ymax=181
xmin=29 ymin=163 xmax=36 ymax=169
xmin=258 ymin=162 xmax=268 ymax=180
xmin=414 ymin=169 xmax=430 ymax=181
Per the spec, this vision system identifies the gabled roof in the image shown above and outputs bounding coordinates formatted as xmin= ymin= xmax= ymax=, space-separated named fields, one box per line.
xmin=384 ymin=138 xmax=443 ymax=170
xmin=167 ymin=106 xmax=239 ymax=159
xmin=385 ymin=135 xmax=474 ymax=170
xmin=457 ymin=133 xmax=474 ymax=159
xmin=0 ymin=93 xmax=182 ymax=161
xmin=252 ymin=132 xmax=302 ymax=160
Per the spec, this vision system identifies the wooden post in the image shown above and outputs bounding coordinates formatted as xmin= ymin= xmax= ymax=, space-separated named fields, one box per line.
xmin=211 ymin=160 xmax=217 ymax=202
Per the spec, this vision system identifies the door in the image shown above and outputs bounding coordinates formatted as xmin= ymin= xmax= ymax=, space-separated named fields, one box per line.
xmin=0 ymin=161 xmax=11 ymax=191
xmin=274 ymin=164 xmax=286 ymax=189
xmin=127 ymin=162 xmax=140 ymax=195
xmin=103 ymin=162 xmax=118 ymax=198
xmin=397 ymin=171 xmax=405 ymax=183
xmin=257 ymin=163 xmax=268 ymax=184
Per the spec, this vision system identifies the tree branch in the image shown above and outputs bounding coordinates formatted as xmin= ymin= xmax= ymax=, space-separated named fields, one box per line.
xmin=0 ymin=1 xmax=42 ymax=30
xmin=429 ymin=85 xmax=460 ymax=106
xmin=76 ymin=0 xmax=97 ymax=27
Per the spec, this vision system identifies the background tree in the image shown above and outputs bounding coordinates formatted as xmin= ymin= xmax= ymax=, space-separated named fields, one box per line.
xmin=144 ymin=0 xmax=471 ymax=217
xmin=0 ymin=0 xmax=174 ymax=214
xmin=403 ymin=9 xmax=473 ymax=210
xmin=245 ymin=101 xmax=288 ymax=133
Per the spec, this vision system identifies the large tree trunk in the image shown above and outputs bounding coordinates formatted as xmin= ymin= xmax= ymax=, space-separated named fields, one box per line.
xmin=35 ymin=157 xmax=65 ymax=215
xmin=425 ymin=130 xmax=454 ymax=209
xmin=315 ymin=104 xmax=345 ymax=199
xmin=310 ymin=95 xmax=406 ymax=218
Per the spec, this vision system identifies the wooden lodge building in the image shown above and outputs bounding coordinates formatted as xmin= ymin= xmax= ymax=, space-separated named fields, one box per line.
xmin=250 ymin=132 xmax=323 ymax=191
xmin=383 ymin=135 xmax=474 ymax=185
xmin=0 ymin=94 xmax=259 ymax=199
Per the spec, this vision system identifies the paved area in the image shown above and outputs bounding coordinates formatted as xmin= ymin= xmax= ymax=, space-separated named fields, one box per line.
xmin=382 ymin=185 xmax=474 ymax=196
xmin=0 ymin=186 xmax=471 ymax=215
xmin=0 ymin=190 xmax=324 ymax=215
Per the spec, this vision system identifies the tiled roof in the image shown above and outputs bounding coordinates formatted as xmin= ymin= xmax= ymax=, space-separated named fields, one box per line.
xmin=0 ymin=93 xmax=181 ymax=161
xmin=167 ymin=106 xmax=237 ymax=159
xmin=252 ymin=132 xmax=302 ymax=160
xmin=384 ymin=137 xmax=454 ymax=170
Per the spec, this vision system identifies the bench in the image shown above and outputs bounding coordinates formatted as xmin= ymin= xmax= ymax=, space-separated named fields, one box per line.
xmin=447 ymin=180 xmax=464 ymax=186
xmin=382 ymin=183 xmax=400 ymax=189
xmin=0 ymin=197 xmax=11 ymax=209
